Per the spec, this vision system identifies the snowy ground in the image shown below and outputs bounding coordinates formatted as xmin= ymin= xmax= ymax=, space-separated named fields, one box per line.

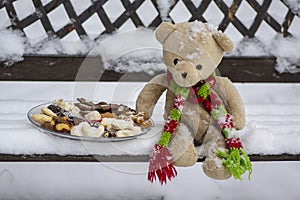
xmin=1 ymin=161 xmax=300 ymax=200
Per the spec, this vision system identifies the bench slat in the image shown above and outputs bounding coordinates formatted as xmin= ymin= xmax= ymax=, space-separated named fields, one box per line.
xmin=1 ymin=154 xmax=300 ymax=162
xmin=1 ymin=56 xmax=300 ymax=82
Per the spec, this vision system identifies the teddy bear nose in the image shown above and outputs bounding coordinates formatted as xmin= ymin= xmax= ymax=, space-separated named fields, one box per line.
xmin=181 ymin=72 xmax=187 ymax=79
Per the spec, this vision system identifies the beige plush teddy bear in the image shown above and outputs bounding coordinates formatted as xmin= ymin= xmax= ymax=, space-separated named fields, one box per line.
xmin=136 ymin=21 xmax=251 ymax=183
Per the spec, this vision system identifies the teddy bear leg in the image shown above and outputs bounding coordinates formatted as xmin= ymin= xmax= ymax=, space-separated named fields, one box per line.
xmin=169 ymin=124 xmax=198 ymax=167
xmin=202 ymin=125 xmax=231 ymax=180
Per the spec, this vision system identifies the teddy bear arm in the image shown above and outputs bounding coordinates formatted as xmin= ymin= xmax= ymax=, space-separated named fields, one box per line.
xmin=214 ymin=77 xmax=245 ymax=130
xmin=136 ymin=74 xmax=168 ymax=119
xmin=163 ymin=89 xmax=176 ymax=120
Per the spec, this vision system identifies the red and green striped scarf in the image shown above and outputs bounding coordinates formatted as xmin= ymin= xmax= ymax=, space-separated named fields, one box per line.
xmin=148 ymin=71 xmax=252 ymax=184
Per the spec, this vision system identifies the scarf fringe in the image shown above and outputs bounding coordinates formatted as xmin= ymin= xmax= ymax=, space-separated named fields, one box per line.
xmin=216 ymin=147 xmax=252 ymax=180
xmin=148 ymin=144 xmax=177 ymax=184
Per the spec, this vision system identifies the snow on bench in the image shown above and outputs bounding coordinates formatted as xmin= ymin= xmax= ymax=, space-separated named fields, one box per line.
xmin=0 ymin=81 xmax=299 ymax=162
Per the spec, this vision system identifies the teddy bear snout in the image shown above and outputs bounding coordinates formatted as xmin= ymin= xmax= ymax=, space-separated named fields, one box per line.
xmin=171 ymin=60 xmax=202 ymax=87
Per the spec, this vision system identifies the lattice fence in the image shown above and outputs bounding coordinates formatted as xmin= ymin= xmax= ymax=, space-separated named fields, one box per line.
xmin=0 ymin=0 xmax=299 ymax=44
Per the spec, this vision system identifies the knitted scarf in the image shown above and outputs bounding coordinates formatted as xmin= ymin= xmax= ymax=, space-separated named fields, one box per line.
xmin=147 ymin=71 xmax=252 ymax=184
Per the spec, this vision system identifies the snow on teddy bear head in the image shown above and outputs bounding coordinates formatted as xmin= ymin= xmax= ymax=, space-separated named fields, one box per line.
xmin=155 ymin=21 xmax=234 ymax=87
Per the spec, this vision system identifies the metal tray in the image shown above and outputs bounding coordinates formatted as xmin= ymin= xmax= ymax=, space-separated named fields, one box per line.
xmin=27 ymin=102 xmax=153 ymax=142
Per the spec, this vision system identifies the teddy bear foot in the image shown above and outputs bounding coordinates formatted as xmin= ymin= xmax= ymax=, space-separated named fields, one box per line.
xmin=202 ymin=158 xmax=231 ymax=180
xmin=169 ymin=124 xmax=198 ymax=167
xmin=172 ymin=143 xmax=198 ymax=167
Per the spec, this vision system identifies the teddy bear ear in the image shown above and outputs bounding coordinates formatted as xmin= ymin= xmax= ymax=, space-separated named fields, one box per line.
xmin=212 ymin=31 xmax=235 ymax=52
xmin=155 ymin=22 xmax=177 ymax=44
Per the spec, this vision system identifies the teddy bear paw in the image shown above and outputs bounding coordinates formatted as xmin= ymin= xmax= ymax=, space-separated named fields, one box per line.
xmin=202 ymin=158 xmax=231 ymax=180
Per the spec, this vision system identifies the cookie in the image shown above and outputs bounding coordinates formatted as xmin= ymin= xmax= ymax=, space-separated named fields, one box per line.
xmin=84 ymin=111 xmax=101 ymax=121
xmin=95 ymin=104 xmax=111 ymax=113
xmin=55 ymin=123 xmax=71 ymax=133
xmin=101 ymin=112 xmax=116 ymax=118
xmin=70 ymin=122 xmax=104 ymax=137
xmin=76 ymin=97 xmax=95 ymax=107
xmin=116 ymin=126 xmax=141 ymax=137
xmin=111 ymin=119 xmax=134 ymax=130
xmin=47 ymin=104 xmax=62 ymax=114
xmin=41 ymin=107 xmax=57 ymax=117
xmin=74 ymin=103 xmax=93 ymax=111
xmin=41 ymin=122 xmax=54 ymax=130
xmin=32 ymin=114 xmax=52 ymax=124
xmin=140 ymin=120 xmax=152 ymax=129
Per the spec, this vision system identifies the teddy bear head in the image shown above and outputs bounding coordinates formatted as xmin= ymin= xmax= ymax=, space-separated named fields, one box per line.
xmin=155 ymin=21 xmax=234 ymax=87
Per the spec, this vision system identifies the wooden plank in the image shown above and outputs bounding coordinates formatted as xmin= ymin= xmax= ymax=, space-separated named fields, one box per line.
xmin=218 ymin=57 xmax=300 ymax=82
xmin=1 ymin=55 xmax=300 ymax=82
xmin=0 ymin=153 xmax=300 ymax=162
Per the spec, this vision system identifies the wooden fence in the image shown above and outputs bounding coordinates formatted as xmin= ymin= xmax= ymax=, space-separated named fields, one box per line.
xmin=1 ymin=0 xmax=298 ymax=40
xmin=0 ymin=0 xmax=300 ymax=82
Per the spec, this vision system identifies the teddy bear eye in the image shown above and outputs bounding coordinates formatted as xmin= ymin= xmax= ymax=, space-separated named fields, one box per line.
xmin=173 ymin=58 xmax=180 ymax=65
xmin=196 ymin=64 xmax=203 ymax=70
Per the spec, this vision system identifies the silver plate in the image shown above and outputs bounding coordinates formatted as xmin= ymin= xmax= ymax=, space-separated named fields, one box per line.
xmin=27 ymin=102 xmax=153 ymax=142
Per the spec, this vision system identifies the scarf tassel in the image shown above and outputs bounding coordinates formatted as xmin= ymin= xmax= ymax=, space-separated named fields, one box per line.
xmin=216 ymin=140 xmax=252 ymax=180
xmin=148 ymin=144 xmax=177 ymax=184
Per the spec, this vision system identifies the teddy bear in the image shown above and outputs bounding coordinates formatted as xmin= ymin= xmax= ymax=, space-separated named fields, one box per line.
xmin=136 ymin=21 xmax=252 ymax=183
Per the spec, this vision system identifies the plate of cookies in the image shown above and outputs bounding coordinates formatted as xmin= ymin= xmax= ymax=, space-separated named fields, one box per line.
xmin=27 ymin=98 xmax=153 ymax=142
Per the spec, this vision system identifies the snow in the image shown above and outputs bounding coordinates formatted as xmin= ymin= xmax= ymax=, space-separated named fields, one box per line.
xmin=0 ymin=29 xmax=25 ymax=63
xmin=12 ymin=0 xmax=35 ymax=21
xmin=1 ymin=161 xmax=300 ymax=199
xmin=1 ymin=81 xmax=300 ymax=157
xmin=157 ymin=0 xmax=174 ymax=21
xmin=93 ymin=28 xmax=165 ymax=75
xmin=186 ymin=52 xmax=198 ymax=60
xmin=70 ymin=0 xmax=92 ymax=15
xmin=3 ymin=24 xmax=299 ymax=73
xmin=103 ymin=1 xmax=126 ymax=22
xmin=270 ymin=35 xmax=300 ymax=73
xmin=47 ymin=4 xmax=71 ymax=32
xmin=284 ymin=0 xmax=300 ymax=16
xmin=136 ymin=0 xmax=159 ymax=27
